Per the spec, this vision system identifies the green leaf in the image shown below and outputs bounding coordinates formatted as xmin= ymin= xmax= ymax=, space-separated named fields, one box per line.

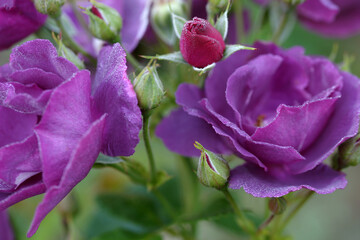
xmin=149 ymin=170 xmax=172 ymax=190
xmin=193 ymin=63 xmax=216 ymax=75
xmin=223 ymin=44 xmax=256 ymax=60
xmin=172 ymin=13 xmax=187 ymax=39
xmin=141 ymin=52 xmax=187 ymax=64
xmin=95 ymin=153 xmax=124 ymax=164
xmin=214 ymin=0 xmax=230 ymax=40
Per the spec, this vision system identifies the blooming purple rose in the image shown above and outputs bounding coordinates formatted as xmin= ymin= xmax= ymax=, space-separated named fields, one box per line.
xmin=0 ymin=0 xmax=46 ymax=51
xmin=63 ymin=0 xmax=150 ymax=54
xmin=0 ymin=39 xmax=142 ymax=236
xmin=297 ymin=0 xmax=360 ymax=37
xmin=0 ymin=211 xmax=14 ymax=240
xmin=156 ymin=41 xmax=360 ymax=197
xmin=254 ymin=0 xmax=360 ymax=37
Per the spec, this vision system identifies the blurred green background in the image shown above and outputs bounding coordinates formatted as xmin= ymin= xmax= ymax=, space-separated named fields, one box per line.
xmin=2 ymin=2 xmax=360 ymax=240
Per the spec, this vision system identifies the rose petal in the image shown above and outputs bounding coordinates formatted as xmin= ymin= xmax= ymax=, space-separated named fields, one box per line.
xmin=0 ymin=174 xmax=46 ymax=211
xmin=291 ymin=72 xmax=360 ymax=174
xmin=0 ymin=1 xmax=46 ymax=50
xmin=0 ymin=105 xmax=37 ymax=148
xmin=10 ymin=68 xmax=65 ymax=89
xmin=9 ymin=39 xmax=78 ymax=81
xmin=0 ymin=211 xmax=14 ymax=240
xmin=297 ymin=0 xmax=339 ymax=23
xmin=28 ymin=115 xmax=106 ymax=237
xmin=156 ymin=108 xmax=231 ymax=157
xmin=35 ymin=70 xmax=97 ymax=187
xmin=0 ymin=135 xmax=41 ymax=192
xmin=229 ymin=163 xmax=347 ymax=197
xmin=93 ymin=43 xmax=142 ymax=156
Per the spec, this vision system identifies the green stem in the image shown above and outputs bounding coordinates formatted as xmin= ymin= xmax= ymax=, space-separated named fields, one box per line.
xmin=142 ymin=110 xmax=157 ymax=185
xmin=221 ymin=188 xmax=257 ymax=236
xmin=271 ymin=5 xmax=294 ymax=44
xmin=279 ymin=191 xmax=314 ymax=232
xmin=53 ymin=16 xmax=96 ymax=64
xmin=257 ymin=213 xmax=275 ymax=234
xmin=234 ymin=0 xmax=245 ymax=44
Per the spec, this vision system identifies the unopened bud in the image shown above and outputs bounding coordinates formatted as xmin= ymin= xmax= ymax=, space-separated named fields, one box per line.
xmin=35 ymin=0 xmax=65 ymax=16
xmin=195 ymin=141 xmax=230 ymax=189
xmin=180 ymin=17 xmax=225 ymax=68
xmin=151 ymin=0 xmax=187 ymax=45
xmin=336 ymin=132 xmax=360 ymax=169
xmin=268 ymin=197 xmax=287 ymax=215
xmin=83 ymin=0 xmax=122 ymax=42
xmin=133 ymin=61 xmax=165 ymax=110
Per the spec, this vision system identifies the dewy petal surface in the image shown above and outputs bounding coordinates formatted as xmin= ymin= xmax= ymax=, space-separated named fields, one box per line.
xmin=93 ymin=43 xmax=142 ymax=156
xmin=229 ymin=163 xmax=347 ymax=198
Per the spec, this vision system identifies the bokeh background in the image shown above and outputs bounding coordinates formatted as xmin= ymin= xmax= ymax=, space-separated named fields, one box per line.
xmin=1 ymin=1 xmax=360 ymax=239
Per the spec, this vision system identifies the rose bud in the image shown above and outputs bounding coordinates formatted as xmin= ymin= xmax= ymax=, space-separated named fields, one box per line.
xmin=83 ymin=0 xmax=122 ymax=43
xmin=35 ymin=0 xmax=65 ymax=16
xmin=133 ymin=61 xmax=165 ymax=111
xmin=268 ymin=197 xmax=287 ymax=215
xmin=194 ymin=141 xmax=230 ymax=189
xmin=180 ymin=17 xmax=226 ymax=68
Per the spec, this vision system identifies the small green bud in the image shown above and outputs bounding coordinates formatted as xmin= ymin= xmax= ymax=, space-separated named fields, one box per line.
xmin=336 ymin=132 xmax=360 ymax=169
xmin=83 ymin=0 xmax=122 ymax=43
xmin=151 ymin=0 xmax=187 ymax=45
xmin=268 ymin=197 xmax=287 ymax=215
xmin=52 ymin=33 xmax=85 ymax=69
xmin=35 ymin=0 xmax=65 ymax=16
xmin=194 ymin=141 xmax=230 ymax=189
xmin=133 ymin=61 xmax=165 ymax=110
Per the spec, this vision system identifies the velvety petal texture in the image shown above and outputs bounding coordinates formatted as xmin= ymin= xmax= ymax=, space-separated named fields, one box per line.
xmin=0 ymin=40 xmax=142 ymax=236
xmin=92 ymin=43 xmax=142 ymax=156
xmin=157 ymin=41 xmax=360 ymax=197
xmin=0 ymin=0 xmax=46 ymax=50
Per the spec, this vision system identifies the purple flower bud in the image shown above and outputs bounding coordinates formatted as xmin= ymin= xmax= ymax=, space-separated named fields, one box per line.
xmin=180 ymin=17 xmax=225 ymax=68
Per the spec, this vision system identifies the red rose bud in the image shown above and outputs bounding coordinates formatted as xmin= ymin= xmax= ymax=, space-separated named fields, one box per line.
xmin=91 ymin=5 xmax=103 ymax=19
xmin=180 ymin=17 xmax=225 ymax=68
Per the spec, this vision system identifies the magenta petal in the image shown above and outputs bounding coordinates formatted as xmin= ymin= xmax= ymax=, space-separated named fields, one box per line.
xmin=0 ymin=0 xmax=46 ymax=50
xmin=0 ymin=211 xmax=14 ymax=240
xmin=297 ymin=0 xmax=339 ymax=23
xmin=0 ymin=135 xmax=41 ymax=192
xmin=9 ymin=40 xmax=78 ymax=81
xmin=0 ymin=82 xmax=51 ymax=114
xmin=28 ymin=115 xmax=106 ymax=237
xmin=35 ymin=70 xmax=97 ymax=187
xmin=93 ymin=43 xmax=142 ymax=156
xmin=0 ymin=106 xmax=37 ymax=148
xmin=229 ymin=163 xmax=347 ymax=198
xmin=291 ymin=72 xmax=360 ymax=174
xmin=10 ymin=68 xmax=65 ymax=89
xmin=156 ymin=108 xmax=231 ymax=157
xmin=252 ymin=99 xmax=338 ymax=153
xmin=0 ymin=174 xmax=46 ymax=211
xmin=117 ymin=0 xmax=150 ymax=52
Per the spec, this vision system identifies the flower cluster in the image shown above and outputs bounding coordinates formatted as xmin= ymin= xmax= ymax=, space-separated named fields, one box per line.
xmin=157 ymin=41 xmax=360 ymax=197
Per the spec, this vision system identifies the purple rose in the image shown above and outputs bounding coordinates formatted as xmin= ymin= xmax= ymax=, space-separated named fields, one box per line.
xmin=156 ymin=42 xmax=360 ymax=197
xmin=0 ymin=39 xmax=142 ymax=236
xmin=0 ymin=211 xmax=14 ymax=240
xmin=63 ymin=0 xmax=150 ymax=54
xmin=0 ymin=0 xmax=46 ymax=50
xmin=297 ymin=0 xmax=360 ymax=37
